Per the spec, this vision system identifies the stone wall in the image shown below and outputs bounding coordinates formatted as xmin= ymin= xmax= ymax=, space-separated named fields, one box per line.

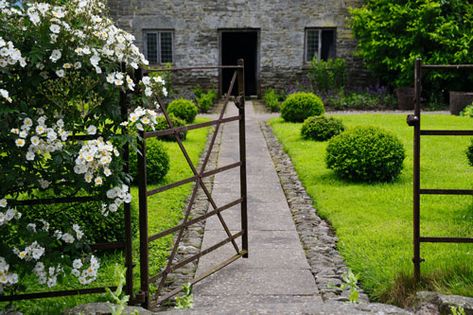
xmin=109 ymin=0 xmax=367 ymax=95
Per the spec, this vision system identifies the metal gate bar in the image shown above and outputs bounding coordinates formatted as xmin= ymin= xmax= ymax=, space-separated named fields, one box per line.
xmin=137 ymin=60 xmax=248 ymax=308
xmin=407 ymin=58 xmax=473 ymax=282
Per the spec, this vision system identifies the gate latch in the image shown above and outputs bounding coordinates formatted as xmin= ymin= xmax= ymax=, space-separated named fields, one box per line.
xmin=406 ymin=115 xmax=419 ymax=127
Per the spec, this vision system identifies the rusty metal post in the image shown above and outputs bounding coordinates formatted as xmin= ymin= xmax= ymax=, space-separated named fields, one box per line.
xmin=237 ymin=59 xmax=248 ymax=258
xmin=137 ymin=130 xmax=149 ymax=308
xmin=413 ymin=58 xmax=422 ymax=282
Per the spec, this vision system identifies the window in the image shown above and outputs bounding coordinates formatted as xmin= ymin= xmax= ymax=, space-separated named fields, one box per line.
xmin=144 ymin=30 xmax=174 ymax=64
xmin=305 ymin=28 xmax=336 ymax=62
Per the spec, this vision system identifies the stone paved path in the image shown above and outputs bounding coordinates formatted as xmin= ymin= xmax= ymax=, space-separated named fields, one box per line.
xmin=191 ymin=101 xmax=322 ymax=310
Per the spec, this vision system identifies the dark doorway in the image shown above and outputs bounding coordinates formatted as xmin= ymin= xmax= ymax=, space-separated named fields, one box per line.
xmin=221 ymin=31 xmax=258 ymax=96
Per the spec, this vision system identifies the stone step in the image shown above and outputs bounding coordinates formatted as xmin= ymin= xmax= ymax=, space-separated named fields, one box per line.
xmin=156 ymin=301 xmax=412 ymax=315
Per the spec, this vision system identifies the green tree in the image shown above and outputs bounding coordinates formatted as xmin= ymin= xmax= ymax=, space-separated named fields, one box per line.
xmin=350 ymin=0 xmax=473 ymax=88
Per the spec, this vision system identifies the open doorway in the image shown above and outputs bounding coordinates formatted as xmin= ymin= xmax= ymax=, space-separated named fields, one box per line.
xmin=220 ymin=30 xmax=258 ymax=96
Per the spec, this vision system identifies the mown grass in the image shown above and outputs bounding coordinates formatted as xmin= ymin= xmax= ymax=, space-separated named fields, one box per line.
xmin=269 ymin=114 xmax=473 ymax=306
xmin=2 ymin=118 xmax=210 ymax=314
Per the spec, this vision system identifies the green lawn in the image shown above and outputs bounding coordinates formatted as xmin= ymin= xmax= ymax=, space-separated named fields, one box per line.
xmin=3 ymin=118 xmax=210 ymax=314
xmin=269 ymin=114 xmax=473 ymax=306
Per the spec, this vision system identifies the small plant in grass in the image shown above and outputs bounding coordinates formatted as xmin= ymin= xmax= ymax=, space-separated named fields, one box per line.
xmin=167 ymin=99 xmax=198 ymax=123
xmin=467 ymin=140 xmax=473 ymax=166
xmin=174 ymin=283 xmax=193 ymax=309
xmin=326 ymin=126 xmax=405 ymax=182
xmin=130 ymin=139 xmax=170 ymax=184
xmin=106 ymin=265 xmax=138 ymax=315
xmin=450 ymin=306 xmax=466 ymax=315
xmin=155 ymin=114 xmax=187 ymax=142
xmin=460 ymin=103 xmax=473 ymax=118
xmin=340 ymin=269 xmax=361 ymax=303
xmin=280 ymin=92 xmax=325 ymax=122
xmin=301 ymin=116 xmax=345 ymax=141
xmin=263 ymin=89 xmax=283 ymax=112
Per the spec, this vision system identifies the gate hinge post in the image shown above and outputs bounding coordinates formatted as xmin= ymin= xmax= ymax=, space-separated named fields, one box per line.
xmin=407 ymin=114 xmax=419 ymax=127
xmin=412 ymin=257 xmax=425 ymax=263
xmin=129 ymin=291 xmax=146 ymax=306
xmin=235 ymin=96 xmax=244 ymax=109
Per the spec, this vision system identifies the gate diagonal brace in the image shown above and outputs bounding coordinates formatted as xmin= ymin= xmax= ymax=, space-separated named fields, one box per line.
xmin=156 ymin=93 xmax=239 ymax=252
xmin=151 ymin=87 xmax=241 ymax=298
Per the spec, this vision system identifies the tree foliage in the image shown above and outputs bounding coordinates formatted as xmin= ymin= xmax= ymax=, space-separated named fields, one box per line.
xmin=350 ymin=0 xmax=473 ymax=88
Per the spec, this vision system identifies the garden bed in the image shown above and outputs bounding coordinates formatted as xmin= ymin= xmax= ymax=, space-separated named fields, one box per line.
xmin=269 ymin=114 xmax=473 ymax=306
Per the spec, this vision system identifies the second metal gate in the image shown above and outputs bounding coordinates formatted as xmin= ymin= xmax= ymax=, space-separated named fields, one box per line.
xmin=407 ymin=58 xmax=473 ymax=282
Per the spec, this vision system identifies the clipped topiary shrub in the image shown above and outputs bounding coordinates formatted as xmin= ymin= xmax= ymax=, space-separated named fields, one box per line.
xmin=280 ymin=92 xmax=325 ymax=122
xmin=301 ymin=116 xmax=345 ymax=141
xmin=167 ymin=99 xmax=198 ymax=123
xmin=467 ymin=140 xmax=473 ymax=166
xmin=156 ymin=114 xmax=187 ymax=142
xmin=130 ymin=138 xmax=170 ymax=184
xmin=326 ymin=126 xmax=405 ymax=182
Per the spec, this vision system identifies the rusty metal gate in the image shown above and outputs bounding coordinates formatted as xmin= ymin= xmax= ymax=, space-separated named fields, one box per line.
xmin=407 ymin=58 xmax=473 ymax=282
xmin=136 ymin=60 xmax=248 ymax=308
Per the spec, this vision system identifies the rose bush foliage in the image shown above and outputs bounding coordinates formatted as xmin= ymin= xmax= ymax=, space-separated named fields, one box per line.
xmin=0 ymin=0 xmax=166 ymax=295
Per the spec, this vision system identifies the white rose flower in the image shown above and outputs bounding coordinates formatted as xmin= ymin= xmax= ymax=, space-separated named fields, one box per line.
xmin=103 ymin=168 xmax=112 ymax=177
xmin=89 ymin=54 xmax=100 ymax=67
xmin=26 ymin=151 xmax=35 ymax=161
xmin=23 ymin=117 xmax=33 ymax=127
xmin=94 ymin=177 xmax=103 ymax=186
xmin=0 ymin=89 xmax=12 ymax=102
xmin=31 ymin=247 xmax=44 ymax=260
xmin=56 ymin=69 xmax=65 ymax=78
xmin=72 ymin=259 xmax=83 ymax=269
xmin=49 ymin=49 xmax=62 ymax=63
xmin=142 ymin=76 xmax=151 ymax=85
xmin=15 ymin=138 xmax=25 ymax=147
xmin=0 ymin=199 xmax=7 ymax=208
xmin=27 ymin=223 xmax=37 ymax=232
xmin=84 ymin=173 xmax=93 ymax=183
xmin=35 ymin=125 xmax=45 ymax=134
xmin=87 ymin=125 xmax=97 ymax=135
xmin=5 ymin=208 xmax=15 ymax=221
xmin=28 ymin=11 xmax=40 ymax=25
xmin=49 ymin=24 xmax=60 ymax=34
xmin=61 ymin=233 xmax=74 ymax=244
xmin=108 ymin=203 xmax=118 ymax=212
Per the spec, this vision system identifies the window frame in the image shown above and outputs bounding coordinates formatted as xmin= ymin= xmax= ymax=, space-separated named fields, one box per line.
xmin=304 ymin=28 xmax=337 ymax=63
xmin=143 ymin=29 xmax=175 ymax=65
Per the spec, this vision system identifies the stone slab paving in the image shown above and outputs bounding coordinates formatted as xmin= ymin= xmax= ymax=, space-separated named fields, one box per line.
xmin=191 ymin=101 xmax=322 ymax=310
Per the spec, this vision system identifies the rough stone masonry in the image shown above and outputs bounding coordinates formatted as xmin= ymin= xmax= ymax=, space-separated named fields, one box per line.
xmin=109 ymin=0 xmax=367 ymax=95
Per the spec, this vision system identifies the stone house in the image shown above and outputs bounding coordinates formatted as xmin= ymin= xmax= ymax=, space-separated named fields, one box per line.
xmin=110 ymin=0 xmax=364 ymax=96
